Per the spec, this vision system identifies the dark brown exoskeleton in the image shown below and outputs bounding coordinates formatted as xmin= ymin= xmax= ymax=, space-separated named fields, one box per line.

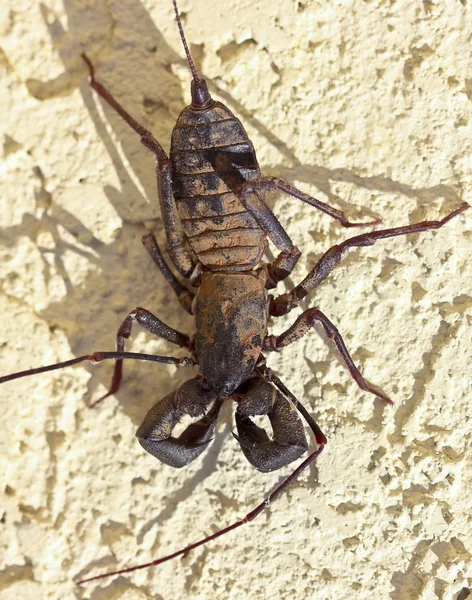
xmin=0 ymin=0 xmax=468 ymax=585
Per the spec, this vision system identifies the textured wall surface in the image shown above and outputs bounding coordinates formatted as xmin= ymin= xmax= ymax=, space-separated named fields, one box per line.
xmin=1 ymin=1 xmax=471 ymax=599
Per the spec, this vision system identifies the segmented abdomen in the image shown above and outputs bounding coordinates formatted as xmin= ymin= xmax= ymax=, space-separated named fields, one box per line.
xmin=170 ymin=102 xmax=266 ymax=270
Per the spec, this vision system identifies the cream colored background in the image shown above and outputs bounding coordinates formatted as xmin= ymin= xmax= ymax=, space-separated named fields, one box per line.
xmin=1 ymin=1 xmax=471 ymax=599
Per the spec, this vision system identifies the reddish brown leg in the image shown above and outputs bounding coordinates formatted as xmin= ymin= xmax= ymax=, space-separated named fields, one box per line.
xmin=237 ymin=183 xmax=301 ymax=287
xmin=142 ymin=233 xmax=195 ymax=314
xmin=75 ymin=374 xmax=325 ymax=586
xmin=270 ymin=203 xmax=469 ymax=316
xmin=264 ymin=308 xmax=392 ymax=404
xmin=241 ymin=176 xmax=381 ymax=228
xmin=81 ymin=54 xmax=167 ymax=161
xmin=91 ymin=308 xmax=191 ymax=408
xmin=266 ymin=245 xmax=302 ymax=289
xmin=157 ymin=159 xmax=196 ymax=278
xmin=238 ymin=176 xmax=380 ymax=288
xmin=0 ymin=351 xmax=194 ymax=386
xmin=81 ymin=53 xmax=195 ymax=277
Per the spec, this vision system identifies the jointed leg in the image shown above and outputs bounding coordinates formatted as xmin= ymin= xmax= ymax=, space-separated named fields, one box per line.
xmin=238 ymin=175 xmax=381 ymax=288
xmin=91 ymin=307 xmax=191 ymax=408
xmin=157 ymin=160 xmax=196 ymax=277
xmin=264 ymin=308 xmax=392 ymax=404
xmin=240 ymin=175 xmax=382 ymax=229
xmin=81 ymin=53 xmax=167 ymax=161
xmin=77 ymin=445 xmax=325 ymax=585
xmin=237 ymin=182 xmax=301 ymax=287
xmin=270 ymin=203 xmax=469 ymax=317
xmin=142 ymin=233 xmax=195 ymax=314
xmin=0 ymin=351 xmax=194 ymax=386
xmin=81 ymin=54 xmax=195 ymax=277
xmin=266 ymin=245 xmax=301 ymax=290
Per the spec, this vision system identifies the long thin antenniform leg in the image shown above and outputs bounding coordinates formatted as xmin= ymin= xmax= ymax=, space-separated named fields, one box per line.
xmin=142 ymin=233 xmax=195 ymax=314
xmin=0 ymin=351 xmax=194 ymax=385
xmin=76 ymin=447 xmax=325 ymax=584
xmin=75 ymin=376 xmax=325 ymax=586
xmin=270 ymin=203 xmax=469 ymax=317
xmin=264 ymin=307 xmax=392 ymax=404
xmin=81 ymin=53 xmax=195 ymax=277
xmin=91 ymin=307 xmax=191 ymax=408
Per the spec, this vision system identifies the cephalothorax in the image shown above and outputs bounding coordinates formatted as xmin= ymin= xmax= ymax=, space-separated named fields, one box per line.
xmin=1 ymin=0 xmax=468 ymax=585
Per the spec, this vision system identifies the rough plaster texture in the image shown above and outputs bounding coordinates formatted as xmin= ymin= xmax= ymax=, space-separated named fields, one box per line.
xmin=1 ymin=0 xmax=471 ymax=599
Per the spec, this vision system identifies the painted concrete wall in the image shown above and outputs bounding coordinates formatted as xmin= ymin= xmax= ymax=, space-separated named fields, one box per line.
xmin=1 ymin=1 xmax=471 ymax=598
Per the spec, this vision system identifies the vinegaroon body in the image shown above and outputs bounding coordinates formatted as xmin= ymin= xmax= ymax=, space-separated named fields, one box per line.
xmin=0 ymin=0 xmax=468 ymax=585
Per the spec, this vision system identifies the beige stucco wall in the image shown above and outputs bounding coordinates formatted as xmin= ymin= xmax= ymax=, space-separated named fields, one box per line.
xmin=1 ymin=1 xmax=471 ymax=599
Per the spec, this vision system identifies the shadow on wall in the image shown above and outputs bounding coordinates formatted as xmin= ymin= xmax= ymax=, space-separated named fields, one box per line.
xmin=391 ymin=537 xmax=472 ymax=600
